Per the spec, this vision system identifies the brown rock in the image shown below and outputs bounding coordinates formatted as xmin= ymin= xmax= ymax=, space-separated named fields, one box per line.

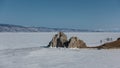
xmin=97 ymin=40 xmax=120 ymax=49
xmin=48 ymin=34 xmax=58 ymax=47
xmin=57 ymin=32 xmax=68 ymax=47
xmin=47 ymin=32 xmax=68 ymax=47
xmin=68 ymin=37 xmax=87 ymax=48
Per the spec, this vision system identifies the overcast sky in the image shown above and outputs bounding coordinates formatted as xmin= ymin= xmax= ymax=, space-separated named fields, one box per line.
xmin=0 ymin=0 xmax=120 ymax=29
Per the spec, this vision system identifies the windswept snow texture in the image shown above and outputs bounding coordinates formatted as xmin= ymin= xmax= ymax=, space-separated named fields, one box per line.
xmin=0 ymin=32 xmax=119 ymax=50
xmin=0 ymin=32 xmax=120 ymax=68
xmin=0 ymin=48 xmax=120 ymax=68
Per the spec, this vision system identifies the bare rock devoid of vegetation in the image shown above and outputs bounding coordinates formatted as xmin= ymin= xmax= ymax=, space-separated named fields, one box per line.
xmin=96 ymin=38 xmax=120 ymax=49
xmin=48 ymin=32 xmax=68 ymax=47
xmin=68 ymin=37 xmax=87 ymax=48
xmin=47 ymin=32 xmax=87 ymax=48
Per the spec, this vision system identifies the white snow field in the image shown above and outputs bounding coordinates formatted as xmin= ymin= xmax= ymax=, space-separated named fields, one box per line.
xmin=0 ymin=32 xmax=120 ymax=68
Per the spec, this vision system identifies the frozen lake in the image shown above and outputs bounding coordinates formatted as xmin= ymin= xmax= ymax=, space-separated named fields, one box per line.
xmin=0 ymin=47 xmax=120 ymax=68
xmin=0 ymin=32 xmax=119 ymax=50
xmin=0 ymin=32 xmax=120 ymax=68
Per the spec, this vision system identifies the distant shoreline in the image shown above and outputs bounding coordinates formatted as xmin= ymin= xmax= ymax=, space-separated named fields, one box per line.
xmin=0 ymin=24 xmax=119 ymax=32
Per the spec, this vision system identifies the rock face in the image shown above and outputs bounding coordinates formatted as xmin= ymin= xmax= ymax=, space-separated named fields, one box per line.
xmin=48 ymin=32 xmax=87 ymax=48
xmin=48 ymin=34 xmax=58 ymax=47
xmin=68 ymin=37 xmax=87 ymax=48
xmin=48 ymin=32 xmax=68 ymax=47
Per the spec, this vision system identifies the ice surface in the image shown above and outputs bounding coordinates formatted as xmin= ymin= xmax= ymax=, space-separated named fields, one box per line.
xmin=0 ymin=32 xmax=120 ymax=68
xmin=0 ymin=32 xmax=119 ymax=50
xmin=0 ymin=47 xmax=120 ymax=68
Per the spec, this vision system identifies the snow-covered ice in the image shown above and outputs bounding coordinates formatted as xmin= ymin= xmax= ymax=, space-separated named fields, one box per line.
xmin=0 ymin=32 xmax=119 ymax=50
xmin=0 ymin=32 xmax=120 ymax=68
xmin=0 ymin=48 xmax=120 ymax=68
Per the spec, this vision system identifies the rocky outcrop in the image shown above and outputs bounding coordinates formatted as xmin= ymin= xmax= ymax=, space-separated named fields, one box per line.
xmin=117 ymin=38 xmax=120 ymax=40
xmin=97 ymin=39 xmax=120 ymax=49
xmin=47 ymin=32 xmax=87 ymax=48
xmin=48 ymin=32 xmax=68 ymax=47
xmin=48 ymin=34 xmax=58 ymax=47
xmin=48 ymin=32 xmax=120 ymax=49
xmin=68 ymin=37 xmax=87 ymax=48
